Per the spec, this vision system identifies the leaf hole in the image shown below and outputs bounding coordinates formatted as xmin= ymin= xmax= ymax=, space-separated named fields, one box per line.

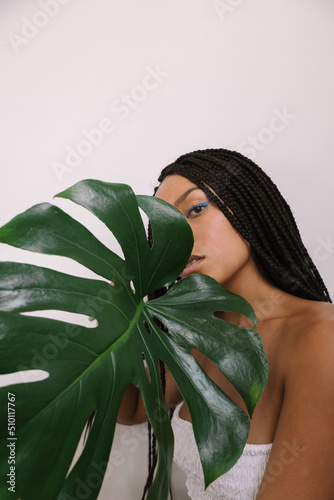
xmin=130 ymin=280 xmax=136 ymax=294
xmin=142 ymin=352 xmax=151 ymax=383
xmin=66 ymin=410 xmax=97 ymax=478
xmin=139 ymin=207 xmax=150 ymax=242
xmin=21 ymin=310 xmax=98 ymax=328
xmin=84 ymin=410 xmax=97 ymax=444
xmin=54 ymin=197 xmax=125 ymax=260
xmin=152 ymin=316 xmax=168 ymax=334
xmin=0 ymin=370 xmax=49 ymax=388
xmin=190 ymin=348 xmax=249 ymax=415
xmin=147 ymin=221 xmax=153 ymax=249
xmin=143 ymin=320 xmax=151 ymax=334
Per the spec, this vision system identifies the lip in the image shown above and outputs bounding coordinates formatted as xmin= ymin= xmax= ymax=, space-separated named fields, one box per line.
xmin=181 ymin=255 xmax=204 ymax=277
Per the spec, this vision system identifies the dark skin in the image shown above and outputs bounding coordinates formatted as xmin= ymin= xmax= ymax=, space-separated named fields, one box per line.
xmin=118 ymin=174 xmax=334 ymax=499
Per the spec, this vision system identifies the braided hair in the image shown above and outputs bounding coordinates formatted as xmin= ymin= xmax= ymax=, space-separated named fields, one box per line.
xmin=142 ymin=147 xmax=332 ymax=497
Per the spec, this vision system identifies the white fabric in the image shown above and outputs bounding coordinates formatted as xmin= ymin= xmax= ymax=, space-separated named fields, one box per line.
xmin=171 ymin=404 xmax=272 ymax=500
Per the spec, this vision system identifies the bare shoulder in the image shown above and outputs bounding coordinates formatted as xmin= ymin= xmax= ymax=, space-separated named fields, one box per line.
xmin=282 ymin=299 xmax=334 ymax=353
xmin=277 ymin=299 xmax=334 ymax=441
xmin=279 ymin=300 xmax=334 ymax=380
xmin=300 ymin=299 xmax=334 ymax=324
xmin=270 ymin=299 xmax=334 ymax=418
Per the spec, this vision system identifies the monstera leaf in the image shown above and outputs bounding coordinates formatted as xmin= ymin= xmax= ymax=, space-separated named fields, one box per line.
xmin=0 ymin=180 xmax=268 ymax=500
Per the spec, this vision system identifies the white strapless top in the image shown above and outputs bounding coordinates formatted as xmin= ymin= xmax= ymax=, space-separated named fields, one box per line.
xmin=171 ymin=404 xmax=272 ymax=500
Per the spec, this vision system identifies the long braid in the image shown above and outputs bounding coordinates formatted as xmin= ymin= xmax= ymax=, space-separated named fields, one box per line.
xmin=142 ymin=360 xmax=173 ymax=500
xmin=157 ymin=148 xmax=331 ymax=302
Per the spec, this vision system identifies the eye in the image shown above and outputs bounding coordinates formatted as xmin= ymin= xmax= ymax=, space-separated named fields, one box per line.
xmin=187 ymin=200 xmax=210 ymax=218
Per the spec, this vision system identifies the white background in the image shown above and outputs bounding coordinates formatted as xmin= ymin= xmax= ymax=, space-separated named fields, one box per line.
xmin=0 ymin=0 xmax=333 ymax=499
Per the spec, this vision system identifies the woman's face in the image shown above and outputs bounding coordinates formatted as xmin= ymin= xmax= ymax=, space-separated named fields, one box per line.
xmin=155 ymin=174 xmax=252 ymax=290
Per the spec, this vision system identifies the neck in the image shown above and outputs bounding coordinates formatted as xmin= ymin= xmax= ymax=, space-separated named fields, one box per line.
xmin=219 ymin=259 xmax=295 ymax=326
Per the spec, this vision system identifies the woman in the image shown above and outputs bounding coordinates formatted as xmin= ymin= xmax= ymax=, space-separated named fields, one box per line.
xmin=118 ymin=149 xmax=334 ymax=499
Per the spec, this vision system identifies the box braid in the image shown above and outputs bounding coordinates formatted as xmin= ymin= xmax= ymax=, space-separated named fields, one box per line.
xmin=141 ymin=359 xmax=172 ymax=499
xmin=156 ymin=148 xmax=331 ymax=303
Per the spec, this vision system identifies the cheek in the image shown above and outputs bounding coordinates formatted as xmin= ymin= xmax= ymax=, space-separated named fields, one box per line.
xmin=191 ymin=215 xmax=224 ymax=245
xmin=211 ymin=218 xmax=249 ymax=260
xmin=191 ymin=215 xmax=228 ymax=253
xmin=209 ymin=215 xmax=233 ymax=246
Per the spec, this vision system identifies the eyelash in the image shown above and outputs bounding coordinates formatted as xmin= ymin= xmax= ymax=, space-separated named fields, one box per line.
xmin=187 ymin=200 xmax=210 ymax=217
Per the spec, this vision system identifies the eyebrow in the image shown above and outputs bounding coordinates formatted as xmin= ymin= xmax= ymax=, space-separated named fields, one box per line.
xmin=174 ymin=187 xmax=202 ymax=207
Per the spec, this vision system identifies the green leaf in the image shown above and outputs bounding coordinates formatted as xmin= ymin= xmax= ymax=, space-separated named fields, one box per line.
xmin=0 ymin=180 xmax=268 ymax=499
